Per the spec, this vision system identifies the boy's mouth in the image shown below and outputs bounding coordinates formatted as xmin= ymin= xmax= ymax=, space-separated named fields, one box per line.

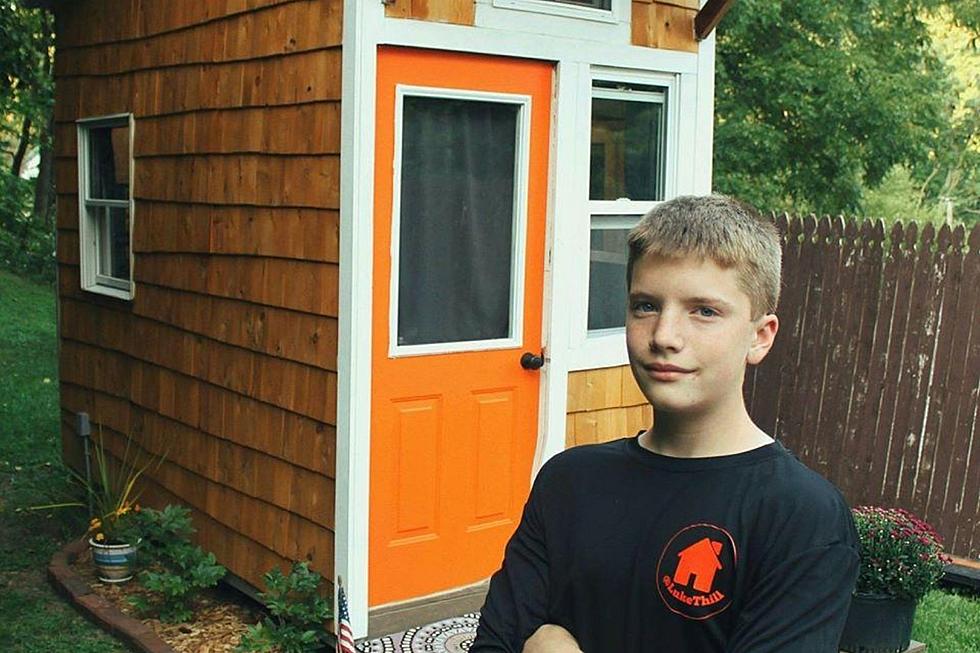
xmin=647 ymin=363 xmax=692 ymax=373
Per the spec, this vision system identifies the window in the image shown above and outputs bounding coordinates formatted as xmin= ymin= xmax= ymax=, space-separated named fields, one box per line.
xmin=542 ymin=0 xmax=611 ymax=8
xmin=587 ymin=80 xmax=668 ymax=333
xmin=390 ymin=86 xmax=531 ymax=357
xmin=77 ymin=114 xmax=134 ymax=300
xmin=489 ymin=0 xmax=621 ymax=24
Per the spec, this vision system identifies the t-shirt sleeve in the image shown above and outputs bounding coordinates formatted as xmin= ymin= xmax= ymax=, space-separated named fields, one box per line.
xmin=725 ymin=537 xmax=859 ymax=652
xmin=470 ymin=466 xmax=554 ymax=653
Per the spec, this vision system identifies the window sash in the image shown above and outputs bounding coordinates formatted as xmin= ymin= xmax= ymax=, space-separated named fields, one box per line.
xmin=590 ymin=85 xmax=667 ymax=203
xmin=490 ymin=0 xmax=618 ymax=23
xmin=387 ymin=85 xmax=532 ymax=358
xmin=77 ymin=114 xmax=134 ymax=299
xmin=588 ymin=215 xmax=639 ymax=332
xmin=542 ymin=0 xmax=611 ymax=8
xmin=586 ymin=78 xmax=670 ymax=336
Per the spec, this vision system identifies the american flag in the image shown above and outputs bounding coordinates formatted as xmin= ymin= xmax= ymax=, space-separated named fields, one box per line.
xmin=337 ymin=579 xmax=356 ymax=653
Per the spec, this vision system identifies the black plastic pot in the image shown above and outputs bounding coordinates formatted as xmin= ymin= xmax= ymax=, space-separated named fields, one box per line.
xmin=838 ymin=592 xmax=917 ymax=653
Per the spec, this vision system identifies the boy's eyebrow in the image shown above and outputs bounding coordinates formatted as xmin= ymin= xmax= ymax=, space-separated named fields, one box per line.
xmin=629 ymin=292 xmax=737 ymax=310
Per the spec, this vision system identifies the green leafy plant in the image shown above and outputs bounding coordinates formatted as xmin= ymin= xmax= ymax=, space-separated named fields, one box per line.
xmin=852 ymin=506 xmax=952 ymax=601
xmin=237 ymin=561 xmax=333 ymax=653
xmin=127 ymin=505 xmax=226 ymax=623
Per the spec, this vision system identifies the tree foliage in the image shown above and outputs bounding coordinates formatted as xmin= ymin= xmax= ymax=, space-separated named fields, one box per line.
xmin=0 ymin=0 xmax=55 ymax=279
xmin=713 ymin=0 xmax=977 ymax=223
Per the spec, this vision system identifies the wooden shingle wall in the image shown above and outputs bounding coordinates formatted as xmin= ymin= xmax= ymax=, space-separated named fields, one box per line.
xmin=566 ymin=365 xmax=652 ymax=447
xmin=54 ymin=0 xmax=341 ymax=591
xmin=633 ymin=0 xmax=699 ymax=52
xmin=384 ymin=0 xmax=476 ymax=25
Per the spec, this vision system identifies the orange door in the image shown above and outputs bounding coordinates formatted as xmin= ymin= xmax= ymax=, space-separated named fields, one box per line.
xmin=370 ymin=47 xmax=552 ymax=606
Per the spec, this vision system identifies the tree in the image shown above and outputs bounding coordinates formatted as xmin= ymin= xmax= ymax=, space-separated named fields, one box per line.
xmin=713 ymin=0 xmax=955 ymax=217
xmin=908 ymin=9 xmax=980 ymax=224
xmin=0 ymin=0 xmax=55 ymax=279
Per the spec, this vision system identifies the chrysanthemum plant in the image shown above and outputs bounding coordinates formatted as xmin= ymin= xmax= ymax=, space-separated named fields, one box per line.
xmin=851 ymin=506 xmax=951 ymax=601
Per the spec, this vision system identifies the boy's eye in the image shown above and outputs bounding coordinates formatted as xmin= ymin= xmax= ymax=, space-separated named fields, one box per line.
xmin=632 ymin=301 xmax=656 ymax=313
xmin=696 ymin=306 xmax=719 ymax=318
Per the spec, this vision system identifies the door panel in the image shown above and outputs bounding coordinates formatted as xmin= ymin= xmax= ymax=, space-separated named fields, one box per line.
xmin=370 ymin=47 xmax=553 ymax=606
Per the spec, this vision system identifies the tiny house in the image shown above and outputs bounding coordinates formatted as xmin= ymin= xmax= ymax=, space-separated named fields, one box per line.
xmin=41 ymin=0 xmax=727 ymax=638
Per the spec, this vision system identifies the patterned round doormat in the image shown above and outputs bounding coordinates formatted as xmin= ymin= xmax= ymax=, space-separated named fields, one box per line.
xmin=356 ymin=612 xmax=480 ymax=652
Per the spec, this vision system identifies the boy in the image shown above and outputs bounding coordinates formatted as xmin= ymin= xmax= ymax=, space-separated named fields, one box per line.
xmin=471 ymin=195 xmax=859 ymax=652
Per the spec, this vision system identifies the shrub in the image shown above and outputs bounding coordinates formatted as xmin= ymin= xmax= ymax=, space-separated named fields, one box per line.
xmin=127 ymin=505 xmax=226 ymax=623
xmin=0 ymin=173 xmax=54 ymax=282
xmin=237 ymin=561 xmax=333 ymax=653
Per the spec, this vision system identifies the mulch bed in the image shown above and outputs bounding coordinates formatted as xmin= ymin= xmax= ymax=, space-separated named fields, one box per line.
xmin=49 ymin=538 xmax=264 ymax=653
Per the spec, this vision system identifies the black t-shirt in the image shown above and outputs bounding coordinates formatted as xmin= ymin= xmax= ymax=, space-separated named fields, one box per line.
xmin=472 ymin=435 xmax=859 ymax=653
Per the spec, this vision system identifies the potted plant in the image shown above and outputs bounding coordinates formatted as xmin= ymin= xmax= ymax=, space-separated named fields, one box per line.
xmin=82 ymin=429 xmax=165 ymax=583
xmin=838 ymin=506 xmax=951 ymax=653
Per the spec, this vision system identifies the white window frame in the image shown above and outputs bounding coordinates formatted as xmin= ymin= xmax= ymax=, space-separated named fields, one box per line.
xmin=569 ymin=67 xmax=680 ymax=370
xmin=77 ymin=113 xmax=135 ymax=300
xmin=388 ymin=85 xmax=532 ymax=358
xmin=491 ymin=0 xmax=617 ymax=22
xmin=477 ymin=0 xmax=631 ymax=42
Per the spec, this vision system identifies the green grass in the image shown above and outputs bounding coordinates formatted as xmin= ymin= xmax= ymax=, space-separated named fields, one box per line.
xmin=0 ymin=269 xmax=127 ymax=652
xmin=913 ymin=588 xmax=980 ymax=653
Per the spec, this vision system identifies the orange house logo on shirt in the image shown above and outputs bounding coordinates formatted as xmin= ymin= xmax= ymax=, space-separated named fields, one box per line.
xmin=657 ymin=524 xmax=736 ymax=620
xmin=674 ymin=537 xmax=724 ymax=592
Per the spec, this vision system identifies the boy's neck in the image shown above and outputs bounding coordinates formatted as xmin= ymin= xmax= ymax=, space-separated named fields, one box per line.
xmin=637 ymin=401 xmax=773 ymax=458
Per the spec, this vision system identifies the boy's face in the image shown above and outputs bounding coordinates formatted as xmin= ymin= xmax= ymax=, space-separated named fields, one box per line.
xmin=626 ymin=252 xmax=778 ymax=419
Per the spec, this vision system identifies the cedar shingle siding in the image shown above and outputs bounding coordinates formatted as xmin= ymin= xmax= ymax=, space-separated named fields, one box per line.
xmin=55 ymin=0 xmax=342 ymax=590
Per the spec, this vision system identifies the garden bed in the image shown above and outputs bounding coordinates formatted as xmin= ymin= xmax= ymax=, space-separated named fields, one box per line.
xmin=49 ymin=538 xmax=262 ymax=653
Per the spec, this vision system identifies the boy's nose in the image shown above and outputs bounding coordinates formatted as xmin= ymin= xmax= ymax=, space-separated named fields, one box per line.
xmin=649 ymin=310 xmax=684 ymax=351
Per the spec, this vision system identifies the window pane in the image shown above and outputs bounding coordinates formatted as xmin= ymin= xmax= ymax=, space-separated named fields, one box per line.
xmin=541 ymin=0 xmax=611 ymax=8
xmin=96 ymin=207 xmax=131 ymax=280
xmin=88 ymin=124 xmax=130 ymax=200
xmin=588 ymin=223 xmax=630 ymax=330
xmin=397 ymin=95 xmax=520 ymax=346
xmin=590 ymin=90 xmax=665 ymax=201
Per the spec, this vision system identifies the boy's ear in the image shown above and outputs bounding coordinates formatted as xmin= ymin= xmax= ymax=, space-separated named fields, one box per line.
xmin=746 ymin=313 xmax=779 ymax=366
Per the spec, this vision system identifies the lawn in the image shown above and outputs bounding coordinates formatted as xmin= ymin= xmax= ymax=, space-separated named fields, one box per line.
xmin=913 ymin=588 xmax=980 ymax=653
xmin=0 ymin=269 xmax=128 ymax=653
xmin=0 ymin=268 xmax=977 ymax=652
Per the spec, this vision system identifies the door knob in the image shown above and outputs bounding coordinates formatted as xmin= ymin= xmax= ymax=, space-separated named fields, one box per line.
xmin=520 ymin=351 xmax=545 ymax=370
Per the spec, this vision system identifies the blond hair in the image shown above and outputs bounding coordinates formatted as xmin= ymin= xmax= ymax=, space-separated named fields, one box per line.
xmin=626 ymin=195 xmax=782 ymax=321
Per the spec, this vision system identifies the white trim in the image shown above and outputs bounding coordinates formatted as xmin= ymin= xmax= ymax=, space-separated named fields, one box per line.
xmin=533 ymin=59 xmax=581 ymax=473
xmin=592 ymin=87 xmax=665 ymax=103
xmin=393 ymin=338 xmax=524 ymax=357
xmin=478 ymin=0 xmax=630 ymax=42
xmin=336 ymin=0 xmax=381 ymax=639
xmin=590 ymin=214 xmax=644 ymax=230
xmin=491 ymin=0 xmax=617 ymax=23
xmin=589 ymin=201 xmax=659 ymax=215
xmin=694 ymin=30 xmax=717 ymax=193
xmin=380 ymin=18 xmax=697 ymax=74
xmin=387 ymin=87 xmax=532 ymax=358
xmin=76 ymin=113 xmax=135 ymax=301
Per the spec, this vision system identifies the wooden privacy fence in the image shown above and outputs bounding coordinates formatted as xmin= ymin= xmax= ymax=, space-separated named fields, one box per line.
xmin=745 ymin=214 xmax=980 ymax=559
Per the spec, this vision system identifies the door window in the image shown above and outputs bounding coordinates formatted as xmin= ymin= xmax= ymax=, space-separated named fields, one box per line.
xmin=392 ymin=89 xmax=530 ymax=354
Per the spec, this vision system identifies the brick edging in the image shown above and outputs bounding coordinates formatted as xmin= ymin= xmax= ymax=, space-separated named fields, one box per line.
xmin=48 ymin=538 xmax=176 ymax=653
